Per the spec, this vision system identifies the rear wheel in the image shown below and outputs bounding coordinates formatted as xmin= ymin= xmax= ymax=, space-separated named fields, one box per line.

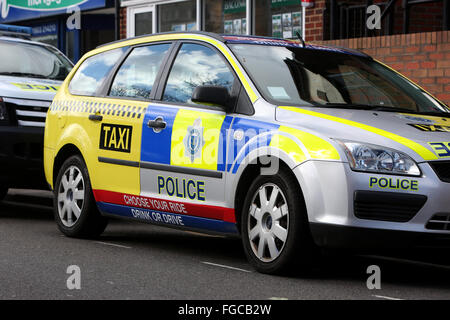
xmin=0 ymin=187 xmax=8 ymax=201
xmin=241 ymin=168 xmax=316 ymax=274
xmin=54 ymin=155 xmax=107 ymax=238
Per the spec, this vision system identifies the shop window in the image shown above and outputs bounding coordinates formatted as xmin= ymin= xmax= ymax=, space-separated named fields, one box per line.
xmin=255 ymin=0 xmax=304 ymax=39
xmin=135 ymin=11 xmax=153 ymax=36
xmin=163 ymin=43 xmax=235 ymax=104
xmin=158 ymin=0 xmax=197 ymax=32
xmin=69 ymin=47 xmax=127 ymax=96
xmin=109 ymin=44 xmax=171 ymax=100
xmin=204 ymin=0 xmax=247 ymax=35
xmin=128 ymin=6 xmax=154 ymax=37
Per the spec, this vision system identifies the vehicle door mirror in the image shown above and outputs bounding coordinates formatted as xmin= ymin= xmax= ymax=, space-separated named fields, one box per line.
xmin=191 ymin=85 xmax=232 ymax=112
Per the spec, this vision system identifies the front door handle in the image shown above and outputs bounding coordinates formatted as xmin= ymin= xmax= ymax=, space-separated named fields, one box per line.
xmin=148 ymin=116 xmax=166 ymax=133
xmin=89 ymin=114 xmax=103 ymax=122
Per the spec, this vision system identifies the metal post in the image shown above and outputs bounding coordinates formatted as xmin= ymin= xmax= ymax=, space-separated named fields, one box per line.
xmin=115 ymin=0 xmax=120 ymax=40
xmin=444 ymin=0 xmax=450 ymax=31
xmin=403 ymin=0 xmax=409 ymax=34
xmin=330 ymin=0 xmax=336 ymax=40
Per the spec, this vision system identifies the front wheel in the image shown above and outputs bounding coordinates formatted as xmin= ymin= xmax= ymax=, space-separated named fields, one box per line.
xmin=54 ymin=155 xmax=107 ymax=238
xmin=241 ymin=168 xmax=316 ymax=275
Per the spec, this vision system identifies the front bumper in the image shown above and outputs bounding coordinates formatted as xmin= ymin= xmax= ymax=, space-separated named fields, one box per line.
xmin=310 ymin=223 xmax=450 ymax=249
xmin=293 ymin=160 xmax=450 ymax=249
xmin=0 ymin=125 xmax=47 ymax=189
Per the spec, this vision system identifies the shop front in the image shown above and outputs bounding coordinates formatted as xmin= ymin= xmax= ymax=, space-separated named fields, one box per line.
xmin=123 ymin=0 xmax=309 ymax=39
xmin=0 ymin=0 xmax=116 ymax=63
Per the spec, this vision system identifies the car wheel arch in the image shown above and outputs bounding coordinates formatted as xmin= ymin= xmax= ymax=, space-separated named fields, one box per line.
xmin=233 ymin=156 xmax=306 ymax=234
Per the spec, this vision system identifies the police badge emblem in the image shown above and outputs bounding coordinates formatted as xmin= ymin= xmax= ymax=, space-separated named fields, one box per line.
xmin=183 ymin=118 xmax=205 ymax=162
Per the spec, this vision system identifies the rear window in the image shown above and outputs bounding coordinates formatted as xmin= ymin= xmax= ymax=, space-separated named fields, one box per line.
xmin=69 ymin=47 xmax=127 ymax=96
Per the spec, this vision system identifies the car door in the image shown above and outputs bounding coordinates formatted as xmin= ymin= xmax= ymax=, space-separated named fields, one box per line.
xmin=139 ymin=42 xmax=238 ymax=233
xmin=87 ymin=42 xmax=173 ymax=208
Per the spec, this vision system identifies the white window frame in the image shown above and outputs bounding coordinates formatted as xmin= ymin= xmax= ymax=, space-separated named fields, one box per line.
xmin=127 ymin=4 xmax=157 ymax=38
xmin=125 ymin=0 xmax=305 ymax=39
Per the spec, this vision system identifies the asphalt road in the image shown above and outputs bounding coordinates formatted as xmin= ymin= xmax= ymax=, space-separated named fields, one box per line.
xmin=1 ymin=189 xmax=450 ymax=300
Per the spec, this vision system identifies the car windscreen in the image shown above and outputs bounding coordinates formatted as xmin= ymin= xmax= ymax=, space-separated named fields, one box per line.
xmin=229 ymin=44 xmax=449 ymax=114
xmin=0 ymin=41 xmax=73 ymax=81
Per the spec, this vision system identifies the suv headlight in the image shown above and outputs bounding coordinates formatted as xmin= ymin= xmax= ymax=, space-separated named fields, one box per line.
xmin=337 ymin=140 xmax=421 ymax=176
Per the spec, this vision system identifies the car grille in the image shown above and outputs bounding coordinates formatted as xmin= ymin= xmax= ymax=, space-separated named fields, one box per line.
xmin=428 ymin=161 xmax=450 ymax=183
xmin=426 ymin=213 xmax=450 ymax=231
xmin=354 ymin=191 xmax=427 ymax=222
xmin=4 ymin=97 xmax=51 ymax=127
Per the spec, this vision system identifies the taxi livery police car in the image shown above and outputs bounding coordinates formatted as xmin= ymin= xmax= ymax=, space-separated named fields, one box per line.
xmin=44 ymin=31 xmax=450 ymax=274
xmin=0 ymin=33 xmax=72 ymax=200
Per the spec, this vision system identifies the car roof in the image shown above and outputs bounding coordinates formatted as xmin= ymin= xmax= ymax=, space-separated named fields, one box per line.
xmin=97 ymin=31 xmax=369 ymax=58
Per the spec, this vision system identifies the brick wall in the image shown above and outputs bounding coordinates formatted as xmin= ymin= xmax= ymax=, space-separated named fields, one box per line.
xmin=305 ymin=0 xmax=326 ymax=42
xmin=120 ymin=7 xmax=127 ymax=40
xmin=314 ymin=31 xmax=450 ymax=106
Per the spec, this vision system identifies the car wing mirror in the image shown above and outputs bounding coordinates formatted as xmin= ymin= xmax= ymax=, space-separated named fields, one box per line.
xmin=191 ymin=85 xmax=232 ymax=112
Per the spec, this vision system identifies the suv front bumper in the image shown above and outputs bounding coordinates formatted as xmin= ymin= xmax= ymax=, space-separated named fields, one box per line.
xmin=0 ymin=126 xmax=47 ymax=189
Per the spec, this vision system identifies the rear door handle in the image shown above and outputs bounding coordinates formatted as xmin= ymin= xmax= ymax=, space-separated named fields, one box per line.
xmin=89 ymin=114 xmax=103 ymax=122
xmin=148 ymin=116 xmax=166 ymax=133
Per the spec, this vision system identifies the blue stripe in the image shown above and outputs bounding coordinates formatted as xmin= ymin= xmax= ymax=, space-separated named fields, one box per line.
xmin=141 ymin=105 xmax=179 ymax=165
xmin=227 ymin=118 xmax=280 ymax=173
xmin=97 ymin=202 xmax=239 ymax=235
xmin=217 ymin=115 xmax=233 ymax=172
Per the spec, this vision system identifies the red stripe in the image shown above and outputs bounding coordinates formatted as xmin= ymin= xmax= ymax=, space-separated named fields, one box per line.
xmin=93 ymin=190 xmax=236 ymax=223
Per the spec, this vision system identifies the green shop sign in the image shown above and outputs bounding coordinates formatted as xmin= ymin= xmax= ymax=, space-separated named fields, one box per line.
xmin=1 ymin=0 xmax=86 ymax=18
xmin=271 ymin=0 xmax=300 ymax=8
xmin=224 ymin=0 xmax=245 ymax=14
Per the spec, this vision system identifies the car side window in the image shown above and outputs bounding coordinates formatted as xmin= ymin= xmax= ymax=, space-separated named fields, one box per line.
xmin=69 ymin=47 xmax=127 ymax=96
xmin=109 ymin=44 xmax=171 ymax=100
xmin=162 ymin=43 xmax=235 ymax=104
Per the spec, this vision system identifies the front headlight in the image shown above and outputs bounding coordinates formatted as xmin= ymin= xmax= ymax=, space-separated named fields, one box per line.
xmin=337 ymin=140 xmax=421 ymax=176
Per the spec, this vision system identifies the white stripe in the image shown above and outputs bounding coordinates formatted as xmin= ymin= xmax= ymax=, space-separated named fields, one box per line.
xmin=95 ymin=241 xmax=132 ymax=249
xmin=201 ymin=261 xmax=252 ymax=273
xmin=3 ymin=97 xmax=51 ymax=107
xmin=373 ymin=295 xmax=403 ymax=301
xmin=16 ymin=110 xmax=47 ymax=117
xmin=17 ymin=120 xmax=45 ymax=127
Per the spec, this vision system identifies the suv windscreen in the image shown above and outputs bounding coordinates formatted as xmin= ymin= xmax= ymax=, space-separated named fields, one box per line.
xmin=0 ymin=40 xmax=72 ymax=81
xmin=230 ymin=44 xmax=449 ymax=114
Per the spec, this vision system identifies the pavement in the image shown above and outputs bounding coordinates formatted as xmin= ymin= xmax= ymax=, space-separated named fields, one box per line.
xmin=1 ymin=189 xmax=450 ymax=300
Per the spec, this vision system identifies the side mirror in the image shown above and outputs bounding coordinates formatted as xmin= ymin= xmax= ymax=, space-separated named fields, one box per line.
xmin=191 ymin=85 xmax=231 ymax=111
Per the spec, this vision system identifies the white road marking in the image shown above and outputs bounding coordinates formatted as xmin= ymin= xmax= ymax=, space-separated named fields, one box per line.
xmin=373 ymin=295 xmax=403 ymax=300
xmin=361 ymin=254 xmax=450 ymax=270
xmin=201 ymin=261 xmax=252 ymax=273
xmin=95 ymin=241 xmax=132 ymax=249
xmin=269 ymin=297 xmax=289 ymax=300
xmin=185 ymin=231 xmax=225 ymax=238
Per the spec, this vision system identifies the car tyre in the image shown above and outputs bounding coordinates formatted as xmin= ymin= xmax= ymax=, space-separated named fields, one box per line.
xmin=241 ymin=167 xmax=316 ymax=275
xmin=54 ymin=155 xmax=107 ymax=238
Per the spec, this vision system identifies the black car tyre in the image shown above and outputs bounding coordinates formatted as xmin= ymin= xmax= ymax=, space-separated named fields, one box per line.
xmin=54 ymin=155 xmax=107 ymax=238
xmin=241 ymin=167 xmax=316 ymax=275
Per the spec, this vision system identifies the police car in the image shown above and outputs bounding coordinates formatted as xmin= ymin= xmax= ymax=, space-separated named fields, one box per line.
xmin=0 ymin=25 xmax=73 ymax=199
xmin=44 ymin=31 xmax=450 ymax=274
